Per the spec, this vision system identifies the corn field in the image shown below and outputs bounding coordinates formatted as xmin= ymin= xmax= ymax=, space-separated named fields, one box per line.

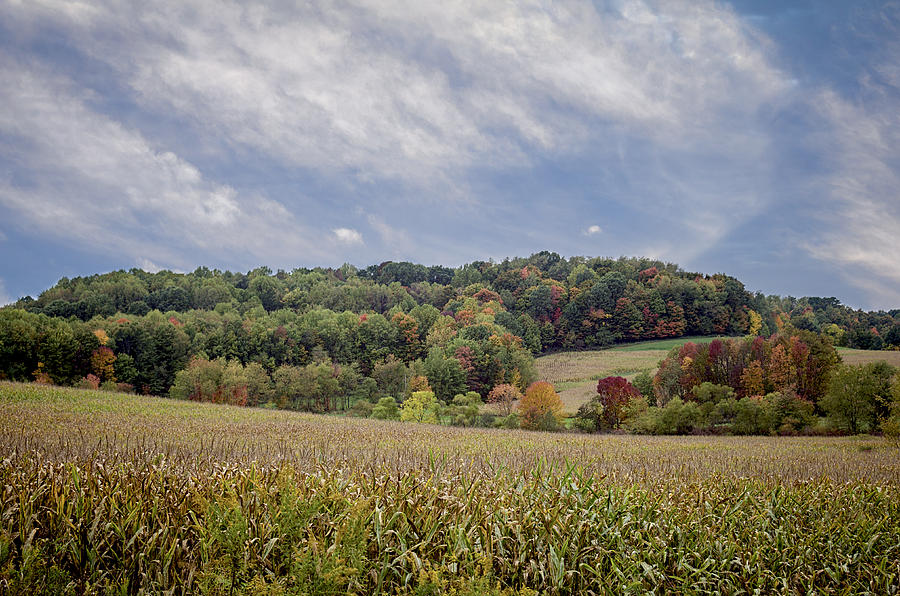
xmin=1 ymin=382 xmax=899 ymax=594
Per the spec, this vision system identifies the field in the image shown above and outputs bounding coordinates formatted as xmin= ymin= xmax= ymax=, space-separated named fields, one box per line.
xmin=1 ymin=382 xmax=899 ymax=594
xmin=839 ymin=347 xmax=900 ymax=367
xmin=538 ymin=338 xmax=900 ymax=414
xmin=535 ymin=337 xmax=737 ymax=413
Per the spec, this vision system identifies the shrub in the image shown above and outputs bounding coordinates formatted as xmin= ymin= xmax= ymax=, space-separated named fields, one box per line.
xmin=476 ymin=412 xmax=497 ymax=428
xmin=631 ymin=371 xmax=654 ymax=399
xmin=575 ymin=400 xmax=605 ymax=432
xmin=766 ymin=391 xmax=815 ymax=435
xmin=693 ymin=382 xmax=734 ymax=404
xmin=732 ymin=397 xmax=772 ymax=435
xmin=446 ymin=392 xmax=482 ymax=427
xmin=348 ymin=400 xmax=375 ymax=418
xmin=626 ymin=398 xmax=705 ymax=435
xmin=492 ymin=413 xmax=520 ymax=429
xmin=822 ymin=364 xmax=893 ymax=434
xmin=370 ymin=397 xmax=400 ymax=420
xmin=76 ymin=374 xmax=101 ymax=390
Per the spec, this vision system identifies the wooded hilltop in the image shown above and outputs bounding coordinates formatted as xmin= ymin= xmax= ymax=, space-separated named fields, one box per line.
xmin=1 ymin=252 xmax=898 ymax=427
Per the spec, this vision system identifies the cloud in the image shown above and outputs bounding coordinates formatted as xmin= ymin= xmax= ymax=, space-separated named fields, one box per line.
xmin=1 ymin=2 xmax=789 ymax=197
xmin=5 ymin=0 xmax=898 ymax=311
xmin=0 ymin=58 xmax=334 ymax=269
xmin=367 ymin=214 xmax=412 ymax=257
xmin=332 ymin=228 xmax=363 ymax=245
xmin=797 ymin=8 xmax=900 ymax=309
xmin=138 ymin=259 xmax=163 ymax=274
xmin=802 ymin=88 xmax=900 ymax=307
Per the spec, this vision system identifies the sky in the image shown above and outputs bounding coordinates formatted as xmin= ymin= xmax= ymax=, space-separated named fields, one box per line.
xmin=1 ymin=0 xmax=899 ymax=310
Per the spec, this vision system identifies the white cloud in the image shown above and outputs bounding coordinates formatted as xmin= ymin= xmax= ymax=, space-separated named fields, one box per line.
xmin=332 ymin=228 xmax=363 ymax=245
xmin=11 ymin=0 xmax=893 ymax=303
xmin=584 ymin=225 xmax=602 ymax=235
xmin=1 ymin=1 xmax=789 ymax=201
xmin=0 ymin=58 xmax=334 ymax=268
xmin=803 ymin=88 xmax=900 ymax=308
xmin=138 ymin=259 xmax=163 ymax=274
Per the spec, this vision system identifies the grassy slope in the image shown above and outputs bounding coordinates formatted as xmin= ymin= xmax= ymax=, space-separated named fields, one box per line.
xmin=536 ymin=336 xmax=738 ymax=414
xmin=538 ymin=338 xmax=900 ymax=415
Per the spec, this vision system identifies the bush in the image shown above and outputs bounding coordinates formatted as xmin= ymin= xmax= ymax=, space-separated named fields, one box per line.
xmin=348 ymin=400 xmax=374 ymax=418
xmin=732 ymin=397 xmax=772 ymax=435
xmin=631 ymin=371 xmax=654 ymax=399
xmin=476 ymin=413 xmax=497 ymax=428
xmin=626 ymin=398 xmax=705 ymax=435
xmin=76 ymin=374 xmax=101 ymax=390
xmin=486 ymin=383 xmax=521 ymax=417
xmin=370 ymin=397 xmax=400 ymax=420
xmin=822 ymin=364 xmax=894 ymax=434
xmin=446 ymin=392 xmax=482 ymax=426
xmin=693 ymin=382 xmax=734 ymax=404
xmin=492 ymin=413 xmax=520 ymax=429
xmin=766 ymin=391 xmax=815 ymax=435
xmin=400 ymin=391 xmax=440 ymax=424
xmin=575 ymin=400 xmax=606 ymax=433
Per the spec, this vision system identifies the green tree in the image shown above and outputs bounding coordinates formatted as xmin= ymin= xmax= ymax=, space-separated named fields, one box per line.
xmin=400 ymin=391 xmax=440 ymax=424
xmin=423 ymin=348 xmax=467 ymax=402
xmin=446 ymin=391 xmax=483 ymax=426
xmin=371 ymin=396 xmax=400 ymax=420
xmin=822 ymin=364 xmax=886 ymax=434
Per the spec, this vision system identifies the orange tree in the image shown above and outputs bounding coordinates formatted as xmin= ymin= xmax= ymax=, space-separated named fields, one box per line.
xmin=487 ymin=383 xmax=522 ymax=417
xmin=519 ymin=381 xmax=563 ymax=431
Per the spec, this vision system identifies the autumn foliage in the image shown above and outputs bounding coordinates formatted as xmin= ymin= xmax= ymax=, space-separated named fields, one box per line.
xmin=487 ymin=383 xmax=522 ymax=417
xmin=596 ymin=376 xmax=641 ymax=429
xmin=519 ymin=381 xmax=563 ymax=431
xmin=652 ymin=331 xmax=839 ymax=406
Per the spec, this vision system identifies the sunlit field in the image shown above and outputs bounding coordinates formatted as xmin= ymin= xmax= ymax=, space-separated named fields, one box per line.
xmin=839 ymin=347 xmax=900 ymax=367
xmin=535 ymin=337 xmax=737 ymax=413
xmin=538 ymin=338 xmax=900 ymax=414
xmin=1 ymin=382 xmax=899 ymax=594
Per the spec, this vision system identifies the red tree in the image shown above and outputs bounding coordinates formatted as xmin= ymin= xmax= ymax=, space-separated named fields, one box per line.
xmin=596 ymin=376 xmax=640 ymax=429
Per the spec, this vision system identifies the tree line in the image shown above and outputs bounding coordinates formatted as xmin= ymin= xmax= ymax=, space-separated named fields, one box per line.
xmin=1 ymin=252 xmax=898 ymax=419
xmin=575 ymin=333 xmax=900 ymax=436
xmin=11 ymin=253 xmax=900 ymax=353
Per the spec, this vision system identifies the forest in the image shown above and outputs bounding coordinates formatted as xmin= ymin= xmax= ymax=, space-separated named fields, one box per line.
xmin=1 ymin=253 xmax=898 ymax=425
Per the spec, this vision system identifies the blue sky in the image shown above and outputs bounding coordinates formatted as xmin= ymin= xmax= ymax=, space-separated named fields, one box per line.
xmin=1 ymin=1 xmax=899 ymax=310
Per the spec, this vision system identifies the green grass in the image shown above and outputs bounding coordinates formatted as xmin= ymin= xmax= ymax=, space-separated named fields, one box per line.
xmin=1 ymin=382 xmax=899 ymax=594
xmin=606 ymin=335 xmax=738 ymax=352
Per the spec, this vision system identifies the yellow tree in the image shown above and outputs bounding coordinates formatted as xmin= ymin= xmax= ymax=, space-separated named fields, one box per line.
xmin=519 ymin=381 xmax=563 ymax=431
xmin=400 ymin=391 xmax=440 ymax=424
xmin=90 ymin=346 xmax=117 ymax=383
xmin=768 ymin=343 xmax=793 ymax=392
xmin=740 ymin=360 xmax=765 ymax=397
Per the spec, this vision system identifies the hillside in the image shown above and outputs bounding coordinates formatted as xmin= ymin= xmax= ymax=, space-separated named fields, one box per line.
xmin=2 ymin=253 xmax=898 ymax=418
